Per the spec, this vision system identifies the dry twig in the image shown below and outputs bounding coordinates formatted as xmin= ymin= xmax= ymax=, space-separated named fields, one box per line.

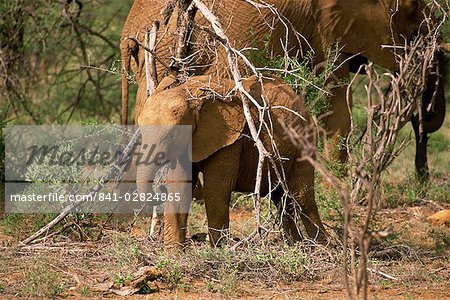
xmin=19 ymin=130 xmax=142 ymax=246
xmin=284 ymin=2 xmax=447 ymax=298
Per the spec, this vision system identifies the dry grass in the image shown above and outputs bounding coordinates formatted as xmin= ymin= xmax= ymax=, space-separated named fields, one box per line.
xmin=1 ymin=65 xmax=448 ymax=300
xmin=1 ymin=189 xmax=449 ymax=299
xmin=1 ymin=132 xmax=449 ymax=299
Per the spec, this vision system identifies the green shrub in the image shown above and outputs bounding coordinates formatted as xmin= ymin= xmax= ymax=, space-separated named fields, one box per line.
xmin=248 ymin=33 xmax=344 ymax=118
xmin=23 ymin=256 xmax=65 ymax=298
xmin=156 ymin=256 xmax=184 ymax=286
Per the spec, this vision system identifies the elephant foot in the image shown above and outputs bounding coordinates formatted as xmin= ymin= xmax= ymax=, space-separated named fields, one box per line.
xmin=416 ymin=166 xmax=430 ymax=182
xmin=280 ymin=215 xmax=328 ymax=245
xmin=415 ymin=137 xmax=429 ymax=182
xmin=208 ymin=227 xmax=230 ymax=247
xmin=162 ymin=212 xmax=189 ymax=252
xmin=190 ymin=232 xmax=208 ymax=243
xmin=300 ymin=213 xmax=328 ymax=245
xmin=164 ymin=242 xmax=185 ymax=254
xmin=281 ymin=219 xmax=304 ymax=243
xmin=282 ymin=225 xmax=328 ymax=246
xmin=412 ymin=119 xmax=430 ymax=182
xmin=310 ymin=229 xmax=329 ymax=245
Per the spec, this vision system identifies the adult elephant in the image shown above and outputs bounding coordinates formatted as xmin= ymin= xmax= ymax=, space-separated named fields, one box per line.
xmin=348 ymin=51 xmax=448 ymax=180
xmin=136 ymin=74 xmax=327 ymax=249
xmin=121 ymin=0 xmax=448 ymax=177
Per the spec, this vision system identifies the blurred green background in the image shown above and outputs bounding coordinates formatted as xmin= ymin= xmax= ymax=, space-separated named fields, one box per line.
xmin=0 ymin=0 xmax=448 ymax=197
xmin=1 ymin=0 xmax=134 ymax=125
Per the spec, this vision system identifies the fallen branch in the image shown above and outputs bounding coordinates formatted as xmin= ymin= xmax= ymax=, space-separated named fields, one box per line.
xmin=27 ymin=221 xmax=75 ymax=245
xmin=91 ymin=266 xmax=162 ymax=296
xmin=367 ymin=268 xmax=398 ymax=281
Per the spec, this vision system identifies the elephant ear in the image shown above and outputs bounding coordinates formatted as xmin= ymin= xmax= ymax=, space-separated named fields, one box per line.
xmin=191 ymin=93 xmax=246 ymax=163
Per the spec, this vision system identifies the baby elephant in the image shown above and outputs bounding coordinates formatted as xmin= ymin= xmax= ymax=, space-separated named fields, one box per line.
xmin=137 ymin=74 xmax=327 ymax=250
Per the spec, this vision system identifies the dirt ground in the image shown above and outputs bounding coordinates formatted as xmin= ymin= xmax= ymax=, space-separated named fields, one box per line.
xmin=0 ymin=198 xmax=449 ymax=300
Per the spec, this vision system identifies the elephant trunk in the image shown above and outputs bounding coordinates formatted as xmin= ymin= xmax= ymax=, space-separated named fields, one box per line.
xmin=136 ymin=163 xmax=157 ymax=196
xmin=121 ymin=38 xmax=137 ymax=125
xmin=135 ymin=133 xmax=169 ymax=197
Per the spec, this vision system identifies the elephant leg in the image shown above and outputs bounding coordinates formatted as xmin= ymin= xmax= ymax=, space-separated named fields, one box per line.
xmin=323 ymin=64 xmax=352 ymax=164
xmin=288 ymin=160 xmax=327 ymax=242
xmin=271 ymin=187 xmax=304 ymax=242
xmin=202 ymin=143 xmax=241 ymax=246
xmin=163 ymin=157 xmax=193 ymax=251
xmin=411 ymin=51 xmax=447 ymax=181
xmin=149 ymin=205 xmax=164 ymax=241
xmin=164 ymin=210 xmax=190 ymax=251
xmin=192 ymin=171 xmax=204 ymax=203
xmin=411 ymin=117 xmax=429 ymax=182
xmin=151 ymin=166 xmax=201 ymax=241
xmin=420 ymin=51 xmax=447 ymax=134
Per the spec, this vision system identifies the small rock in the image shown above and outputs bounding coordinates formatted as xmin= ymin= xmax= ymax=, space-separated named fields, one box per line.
xmin=427 ymin=210 xmax=450 ymax=227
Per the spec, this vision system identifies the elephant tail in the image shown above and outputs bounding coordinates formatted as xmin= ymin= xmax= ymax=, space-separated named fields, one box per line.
xmin=121 ymin=37 xmax=137 ymax=125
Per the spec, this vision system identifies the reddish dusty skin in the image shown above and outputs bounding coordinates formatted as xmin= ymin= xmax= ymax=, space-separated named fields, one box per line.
xmin=136 ymin=75 xmax=326 ymax=249
xmin=121 ymin=1 xmax=432 ymax=130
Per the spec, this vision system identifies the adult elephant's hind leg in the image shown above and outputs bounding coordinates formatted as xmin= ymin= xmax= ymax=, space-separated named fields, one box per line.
xmin=202 ymin=143 xmax=241 ymax=246
xmin=271 ymin=187 xmax=304 ymax=242
xmin=411 ymin=117 xmax=429 ymax=181
xmin=323 ymin=64 xmax=352 ymax=164
xmin=289 ymin=160 xmax=327 ymax=243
